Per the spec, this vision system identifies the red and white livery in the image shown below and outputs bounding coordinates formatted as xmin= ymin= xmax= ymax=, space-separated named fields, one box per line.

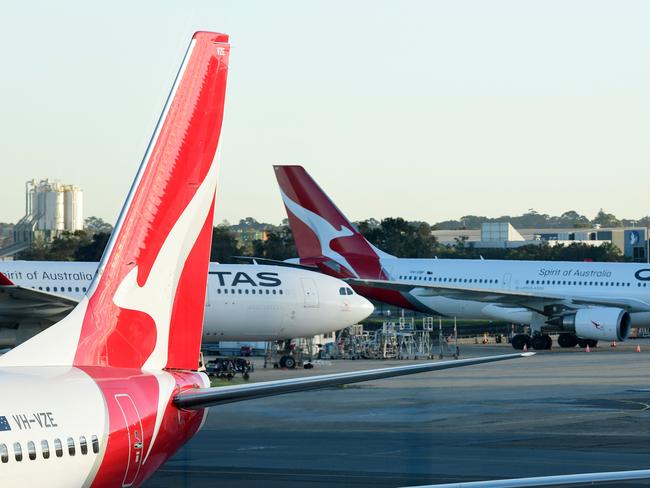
xmin=274 ymin=165 xmax=650 ymax=350
xmin=0 ymin=32 xmax=530 ymax=488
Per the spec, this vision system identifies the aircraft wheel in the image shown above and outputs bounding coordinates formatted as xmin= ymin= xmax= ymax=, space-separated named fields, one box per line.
xmin=531 ymin=334 xmax=550 ymax=350
xmin=558 ymin=333 xmax=578 ymax=348
xmin=280 ymin=355 xmax=296 ymax=369
xmin=577 ymin=339 xmax=598 ymax=348
xmin=544 ymin=334 xmax=553 ymax=349
xmin=511 ymin=334 xmax=531 ymax=350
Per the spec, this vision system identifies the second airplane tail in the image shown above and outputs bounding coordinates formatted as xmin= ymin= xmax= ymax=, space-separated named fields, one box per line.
xmin=274 ymin=165 xmax=392 ymax=280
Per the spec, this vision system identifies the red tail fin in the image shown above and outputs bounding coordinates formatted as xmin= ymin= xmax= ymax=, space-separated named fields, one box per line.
xmin=274 ymin=165 xmax=391 ymax=280
xmin=1 ymin=32 xmax=230 ymax=370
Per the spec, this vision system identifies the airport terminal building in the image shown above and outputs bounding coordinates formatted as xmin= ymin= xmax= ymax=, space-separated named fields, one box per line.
xmin=432 ymin=222 xmax=649 ymax=262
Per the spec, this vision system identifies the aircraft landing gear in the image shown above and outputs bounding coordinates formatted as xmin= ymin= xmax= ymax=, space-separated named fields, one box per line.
xmin=511 ymin=334 xmax=531 ymax=350
xmin=558 ymin=333 xmax=579 ymax=348
xmin=577 ymin=339 xmax=598 ymax=349
xmin=279 ymin=355 xmax=297 ymax=369
xmin=531 ymin=334 xmax=552 ymax=350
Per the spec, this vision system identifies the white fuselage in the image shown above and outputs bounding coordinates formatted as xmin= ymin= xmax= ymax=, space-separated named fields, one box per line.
xmin=382 ymin=258 xmax=650 ymax=326
xmin=0 ymin=367 xmax=106 ymax=486
xmin=0 ymin=365 xmax=211 ymax=487
xmin=0 ymin=261 xmax=373 ymax=342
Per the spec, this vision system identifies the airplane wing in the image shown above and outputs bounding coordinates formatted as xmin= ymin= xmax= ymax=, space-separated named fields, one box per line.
xmin=174 ymin=353 xmax=533 ymax=409
xmin=346 ymin=278 xmax=650 ymax=313
xmin=406 ymin=468 xmax=650 ymax=487
xmin=0 ymin=272 xmax=78 ymax=324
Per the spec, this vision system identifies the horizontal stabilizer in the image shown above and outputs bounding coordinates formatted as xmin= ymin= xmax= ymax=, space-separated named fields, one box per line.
xmin=174 ymin=353 xmax=533 ymax=410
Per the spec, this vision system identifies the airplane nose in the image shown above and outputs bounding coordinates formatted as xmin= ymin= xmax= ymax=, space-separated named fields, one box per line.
xmin=350 ymin=295 xmax=374 ymax=323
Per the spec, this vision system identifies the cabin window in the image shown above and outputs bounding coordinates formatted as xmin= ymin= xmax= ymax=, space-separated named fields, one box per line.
xmin=13 ymin=442 xmax=22 ymax=462
xmin=91 ymin=435 xmax=100 ymax=454
xmin=266 ymin=290 xmax=270 ymax=295
xmin=41 ymin=440 xmax=50 ymax=459
xmin=279 ymin=290 xmax=284 ymax=295
xmin=54 ymin=438 xmax=63 ymax=457
xmin=67 ymin=437 xmax=75 ymax=456
xmin=27 ymin=441 xmax=36 ymax=460
xmin=0 ymin=443 xmax=8 ymax=463
xmin=46 ymin=286 xmax=50 ymax=292
xmin=75 ymin=287 xmax=79 ymax=292
xmin=272 ymin=289 xmax=277 ymax=295
xmin=79 ymin=436 xmax=88 ymax=455
xmin=53 ymin=287 xmax=58 ymax=292
xmin=82 ymin=287 xmax=87 ymax=292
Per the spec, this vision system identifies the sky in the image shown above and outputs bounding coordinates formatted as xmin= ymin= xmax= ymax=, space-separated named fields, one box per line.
xmin=0 ymin=1 xmax=648 ymax=226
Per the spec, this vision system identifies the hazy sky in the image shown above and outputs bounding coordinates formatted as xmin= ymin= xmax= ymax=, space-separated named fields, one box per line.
xmin=1 ymin=1 xmax=648 ymax=226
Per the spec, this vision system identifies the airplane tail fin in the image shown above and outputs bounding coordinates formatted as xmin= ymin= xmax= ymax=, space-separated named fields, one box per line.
xmin=1 ymin=32 xmax=230 ymax=370
xmin=274 ymin=165 xmax=392 ymax=280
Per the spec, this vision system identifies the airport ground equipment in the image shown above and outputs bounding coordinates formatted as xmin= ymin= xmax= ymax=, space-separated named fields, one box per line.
xmin=323 ymin=317 xmax=457 ymax=360
xmin=264 ymin=339 xmax=314 ymax=369
xmin=205 ymin=358 xmax=254 ymax=381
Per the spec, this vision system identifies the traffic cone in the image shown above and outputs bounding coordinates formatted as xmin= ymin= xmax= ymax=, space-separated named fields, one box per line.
xmin=585 ymin=344 xmax=591 ymax=353
xmin=523 ymin=343 xmax=528 ymax=352
xmin=636 ymin=344 xmax=641 ymax=353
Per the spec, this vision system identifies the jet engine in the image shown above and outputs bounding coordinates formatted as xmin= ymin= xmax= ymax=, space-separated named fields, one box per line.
xmin=552 ymin=307 xmax=631 ymax=341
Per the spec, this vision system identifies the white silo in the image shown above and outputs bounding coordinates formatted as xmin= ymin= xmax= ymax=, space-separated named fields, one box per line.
xmin=63 ymin=185 xmax=83 ymax=231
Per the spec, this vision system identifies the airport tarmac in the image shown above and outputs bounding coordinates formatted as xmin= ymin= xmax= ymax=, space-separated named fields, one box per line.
xmin=146 ymin=342 xmax=650 ymax=487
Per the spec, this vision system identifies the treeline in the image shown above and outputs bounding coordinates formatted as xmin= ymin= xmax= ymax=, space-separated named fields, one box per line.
xmin=10 ymin=215 xmax=630 ymax=263
xmin=435 ymin=209 xmax=650 ymax=230
xmin=213 ymin=217 xmax=625 ymax=263
xmin=17 ymin=230 xmax=111 ymax=261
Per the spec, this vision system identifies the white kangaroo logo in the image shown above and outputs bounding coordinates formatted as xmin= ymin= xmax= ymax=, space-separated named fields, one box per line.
xmin=280 ymin=189 xmax=359 ymax=277
xmin=113 ymin=162 xmax=218 ymax=463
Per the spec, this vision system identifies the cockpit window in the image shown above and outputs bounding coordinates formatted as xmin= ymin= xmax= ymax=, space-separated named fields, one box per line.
xmin=339 ymin=287 xmax=346 ymax=296
xmin=346 ymin=288 xmax=353 ymax=295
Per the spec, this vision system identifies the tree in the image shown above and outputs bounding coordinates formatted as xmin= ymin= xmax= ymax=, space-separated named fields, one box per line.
xmin=592 ymin=209 xmax=621 ymax=227
xmin=84 ymin=216 xmax=113 ymax=233
xmin=75 ymin=232 xmax=111 ymax=261
xmin=210 ymin=225 xmax=241 ymax=263
xmin=249 ymin=226 xmax=296 ymax=261
xmin=358 ymin=218 xmax=439 ymax=258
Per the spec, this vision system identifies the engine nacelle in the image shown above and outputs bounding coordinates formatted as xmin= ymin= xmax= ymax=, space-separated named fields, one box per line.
xmin=556 ymin=307 xmax=631 ymax=341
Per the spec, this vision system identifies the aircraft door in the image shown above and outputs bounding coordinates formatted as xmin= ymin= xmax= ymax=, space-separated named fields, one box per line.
xmin=502 ymin=273 xmax=512 ymax=290
xmin=115 ymin=394 xmax=144 ymax=488
xmin=300 ymin=278 xmax=319 ymax=308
